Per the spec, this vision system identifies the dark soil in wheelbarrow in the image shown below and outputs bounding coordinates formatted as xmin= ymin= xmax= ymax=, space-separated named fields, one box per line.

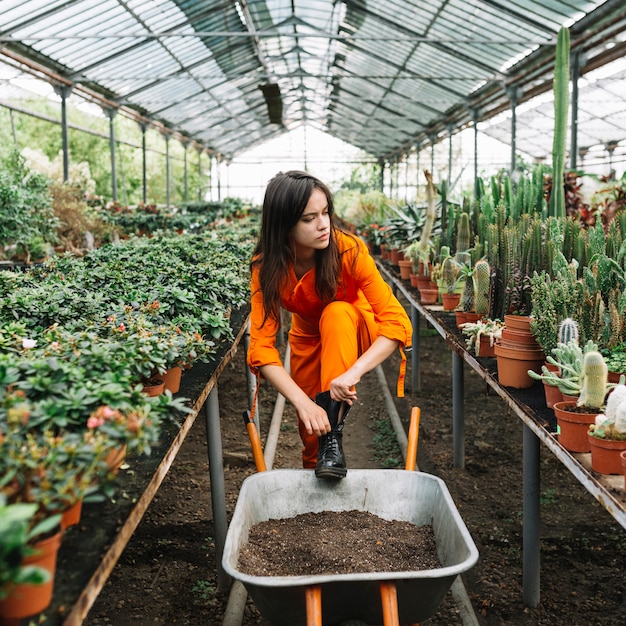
xmin=86 ymin=326 xmax=626 ymax=625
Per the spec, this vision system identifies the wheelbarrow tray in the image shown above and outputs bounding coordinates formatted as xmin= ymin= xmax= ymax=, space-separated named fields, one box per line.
xmin=222 ymin=469 xmax=478 ymax=625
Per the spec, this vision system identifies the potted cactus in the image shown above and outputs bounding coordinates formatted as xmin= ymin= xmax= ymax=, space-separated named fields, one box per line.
xmin=550 ymin=349 xmax=610 ymax=453
xmin=588 ymin=382 xmax=626 ymax=474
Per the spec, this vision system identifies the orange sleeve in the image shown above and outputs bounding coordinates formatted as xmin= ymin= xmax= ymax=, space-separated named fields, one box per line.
xmin=350 ymin=237 xmax=413 ymax=349
xmin=247 ymin=264 xmax=283 ymax=374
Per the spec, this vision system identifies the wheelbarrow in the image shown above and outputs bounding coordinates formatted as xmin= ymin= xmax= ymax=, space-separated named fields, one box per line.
xmin=222 ymin=407 xmax=479 ymax=625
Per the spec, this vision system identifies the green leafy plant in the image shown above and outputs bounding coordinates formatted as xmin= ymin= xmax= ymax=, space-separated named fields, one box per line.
xmin=0 ymin=494 xmax=61 ymax=600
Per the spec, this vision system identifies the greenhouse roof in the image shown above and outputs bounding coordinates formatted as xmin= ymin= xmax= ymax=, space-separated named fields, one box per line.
xmin=1 ymin=0 xmax=625 ymax=161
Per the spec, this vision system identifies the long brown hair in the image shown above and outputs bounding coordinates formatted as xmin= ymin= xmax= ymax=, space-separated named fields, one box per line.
xmin=251 ymin=170 xmax=341 ymax=326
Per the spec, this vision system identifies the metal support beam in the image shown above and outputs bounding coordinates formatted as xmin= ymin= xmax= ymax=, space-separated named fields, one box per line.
xmin=473 ymin=108 xmax=479 ymax=199
xmin=411 ymin=305 xmax=420 ymax=394
xmin=447 ymin=126 xmax=453 ymax=185
xmin=164 ymin=134 xmax=171 ymax=208
xmin=183 ymin=141 xmax=188 ymax=203
xmin=105 ymin=108 xmax=118 ymax=201
xmin=523 ymin=423 xmax=541 ymax=607
xmin=138 ymin=122 xmax=147 ymax=204
xmin=53 ymin=84 xmax=73 ymax=182
xmin=205 ymin=385 xmax=229 ymax=592
xmin=452 ymin=352 xmax=465 ymax=468
xmin=198 ymin=149 xmax=203 ymax=202
xmin=506 ymin=86 xmax=518 ymax=173
xmin=415 ymin=143 xmax=421 ymax=195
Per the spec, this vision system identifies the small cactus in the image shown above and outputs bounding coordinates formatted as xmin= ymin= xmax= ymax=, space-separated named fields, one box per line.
xmin=577 ymin=351 xmax=608 ymax=410
xmin=455 ymin=212 xmax=471 ymax=260
xmin=442 ymin=256 xmax=460 ymax=294
xmin=473 ymin=259 xmax=490 ymax=316
xmin=461 ymin=270 xmax=475 ymax=313
xmin=558 ymin=318 xmax=579 ymax=346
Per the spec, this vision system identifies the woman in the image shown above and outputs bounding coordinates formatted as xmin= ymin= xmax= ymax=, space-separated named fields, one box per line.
xmin=248 ymin=170 xmax=412 ymax=479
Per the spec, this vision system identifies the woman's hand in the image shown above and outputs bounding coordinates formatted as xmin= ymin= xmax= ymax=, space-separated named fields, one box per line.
xmin=329 ymin=371 xmax=359 ymax=405
xmin=295 ymin=397 xmax=332 ymax=436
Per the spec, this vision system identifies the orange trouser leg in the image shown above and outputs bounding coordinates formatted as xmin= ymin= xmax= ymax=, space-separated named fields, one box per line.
xmin=293 ymin=302 xmax=372 ymax=468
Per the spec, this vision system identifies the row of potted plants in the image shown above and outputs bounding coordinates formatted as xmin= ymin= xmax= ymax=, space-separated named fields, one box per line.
xmin=0 ymin=225 xmax=256 ymax=619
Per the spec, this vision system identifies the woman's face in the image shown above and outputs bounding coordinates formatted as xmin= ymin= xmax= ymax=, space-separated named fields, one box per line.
xmin=289 ymin=187 xmax=331 ymax=254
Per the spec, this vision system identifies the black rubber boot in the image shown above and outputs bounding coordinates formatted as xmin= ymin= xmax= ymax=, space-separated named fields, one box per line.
xmin=314 ymin=390 xmax=350 ymax=479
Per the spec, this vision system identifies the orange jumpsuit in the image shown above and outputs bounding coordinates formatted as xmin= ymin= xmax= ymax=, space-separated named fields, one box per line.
xmin=248 ymin=231 xmax=413 ymax=467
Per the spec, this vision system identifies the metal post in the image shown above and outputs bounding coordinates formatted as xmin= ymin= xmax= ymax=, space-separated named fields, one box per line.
xmin=473 ymin=108 xmax=480 ymax=199
xmin=429 ymin=134 xmax=436 ymax=173
xmin=378 ymin=157 xmax=385 ymax=193
xmin=54 ymin=85 xmax=72 ymax=182
xmin=139 ymin=122 xmax=147 ymax=204
xmin=447 ymin=126 xmax=453 ymax=185
xmin=205 ymin=385 xmax=230 ymax=591
xmin=452 ymin=351 xmax=464 ymax=468
xmin=507 ymin=86 xmax=517 ymax=173
xmin=164 ymin=134 xmax=171 ymax=208
xmin=198 ymin=149 xmax=203 ymax=202
xmin=415 ymin=142 xmax=421 ymax=197
xmin=242 ymin=322 xmax=260 ymax=432
xmin=523 ymin=423 xmax=541 ymax=607
xmin=183 ymin=141 xmax=189 ymax=203
xmin=411 ymin=304 xmax=420 ymax=394
xmin=105 ymin=108 xmax=118 ymax=201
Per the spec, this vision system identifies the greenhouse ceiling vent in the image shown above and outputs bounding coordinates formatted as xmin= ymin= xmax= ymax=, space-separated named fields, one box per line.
xmin=259 ymin=83 xmax=283 ymax=126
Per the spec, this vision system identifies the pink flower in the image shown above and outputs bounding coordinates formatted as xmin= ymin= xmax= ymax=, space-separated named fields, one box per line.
xmin=87 ymin=416 xmax=105 ymax=428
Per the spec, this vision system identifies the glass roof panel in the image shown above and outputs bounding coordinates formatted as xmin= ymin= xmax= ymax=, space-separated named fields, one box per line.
xmin=0 ymin=0 xmax=620 ymax=160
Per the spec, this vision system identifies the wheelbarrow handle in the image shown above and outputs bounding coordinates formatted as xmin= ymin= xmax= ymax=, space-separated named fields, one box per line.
xmin=405 ymin=406 xmax=421 ymax=471
xmin=243 ymin=410 xmax=267 ymax=472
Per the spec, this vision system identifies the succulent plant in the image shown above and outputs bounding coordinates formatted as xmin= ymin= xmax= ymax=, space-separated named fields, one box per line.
xmin=558 ymin=318 xmax=579 ymax=346
xmin=577 ymin=350 xmax=608 ymax=410
xmin=473 ymin=259 xmax=491 ymax=316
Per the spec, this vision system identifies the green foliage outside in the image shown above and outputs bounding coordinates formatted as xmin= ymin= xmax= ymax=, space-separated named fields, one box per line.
xmin=0 ymin=101 xmax=210 ymax=206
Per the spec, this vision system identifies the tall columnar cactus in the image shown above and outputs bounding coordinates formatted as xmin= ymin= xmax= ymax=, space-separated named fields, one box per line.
xmin=473 ymin=259 xmax=491 ymax=316
xmin=558 ymin=318 xmax=579 ymax=346
xmin=455 ymin=212 xmax=471 ymax=263
xmin=549 ymin=26 xmax=570 ymax=219
xmin=577 ymin=350 xmax=608 ymax=410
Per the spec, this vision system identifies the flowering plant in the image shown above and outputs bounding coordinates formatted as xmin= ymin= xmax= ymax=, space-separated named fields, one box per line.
xmin=0 ymin=494 xmax=61 ymax=598
xmin=0 ymin=389 xmax=113 ymax=519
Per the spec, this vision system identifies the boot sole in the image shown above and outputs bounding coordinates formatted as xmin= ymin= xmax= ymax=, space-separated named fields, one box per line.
xmin=315 ymin=466 xmax=347 ymax=479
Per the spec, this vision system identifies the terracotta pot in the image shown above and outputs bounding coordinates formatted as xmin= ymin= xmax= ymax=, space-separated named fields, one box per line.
xmin=553 ymin=401 xmax=598 ymax=452
xmin=441 ymin=293 xmax=461 ymax=311
xmin=588 ymin=434 xmax=626 ymax=474
xmin=397 ymin=259 xmax=413 ymax=280
xmin=105 ymin=444 xmax=127 ymax=475
xmin=455 ymin=311 xmax=467 ymax=327
xmin=494 ymin=343 xmax=544 ymax=388
xmin=477 ymin=335 xmax=496 ymax=358
xmin=418 ymin=288 xmax=439 ymax=305
xmin=621 ymin=450 xmax=626 ymax=492
xmin=60 ymin=498 xmax=83 ymax=530
xmin=503 ymin=314 xmax=534 ymax=332
xmin=500 ymin=327 xmax=541 ymax=348
xmin=415 ymin=276 xmax=431 ymax=291
xmin=0 ymin=530 xmax=62 ymax=620
xmin=463 ymin=312 xmax=482 ymax=324
xmin=380 ymin=244 xmax=388 ymax=259
xmin=409 ymin=273 xmax=418 ymax=288
xmin=608 ymin=371 xmax=626 ymax=384
xmin=543 ymin=380 xmax=563 ymax=409
xmin=389 ymin=248 xmax=401 ymax=265
xmin=142 ymin=377 xmax=165 ymax=396
xmin=160 ymin=366 xmax=183 ymax=394
xmin=562 ymin=393 xmax=580 ymax=403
